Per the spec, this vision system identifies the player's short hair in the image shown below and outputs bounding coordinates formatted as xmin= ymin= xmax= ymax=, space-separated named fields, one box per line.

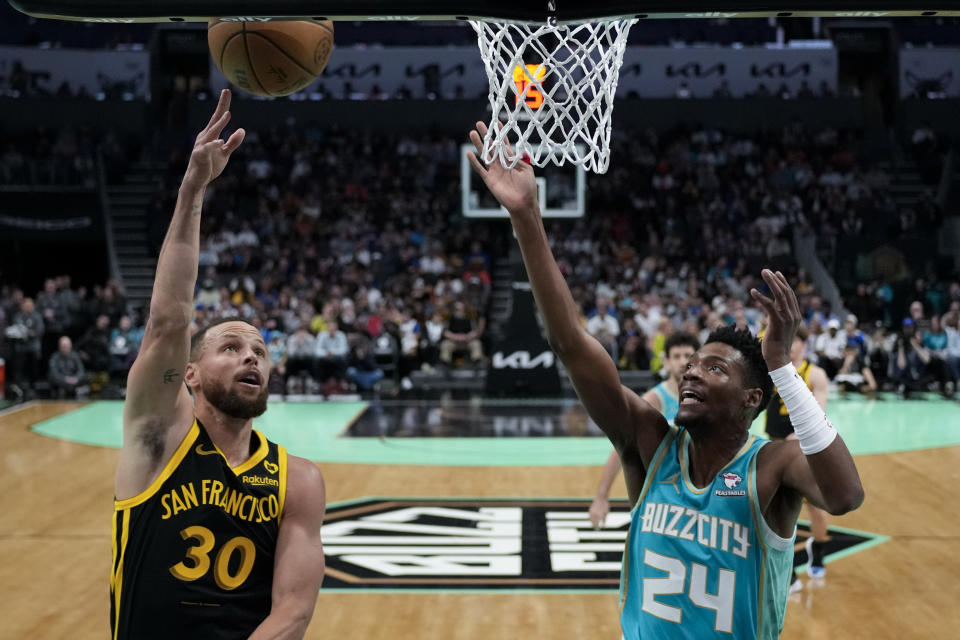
xmin=795 ymin=324 xmax=810 ymax=342
xmin=705 ymin=325 xmax=773 ymax=419
xmin=190 ymin=317 xmax=257 ymax=362
xmin=665 ymin=331 xmax=700 ymax=357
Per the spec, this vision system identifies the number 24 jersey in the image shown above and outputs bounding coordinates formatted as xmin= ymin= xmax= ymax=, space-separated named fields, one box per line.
xmin=619 ymin=426 xmax=794 ymax=639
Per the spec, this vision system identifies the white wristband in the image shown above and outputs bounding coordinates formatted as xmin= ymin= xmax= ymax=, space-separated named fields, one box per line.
xmin=769 ymin=363 xmax=837 ymax=455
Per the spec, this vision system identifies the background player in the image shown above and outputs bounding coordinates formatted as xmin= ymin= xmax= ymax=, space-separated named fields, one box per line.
xmin=589 ymin=332 xmax=699 ymax=529
xmin=112 ymin=90 xmax=326 ymax=639
xmin=766 ymin=324 xmax=832 ymax=588
xmin=467 ymin=120 xmax=864 ymax=638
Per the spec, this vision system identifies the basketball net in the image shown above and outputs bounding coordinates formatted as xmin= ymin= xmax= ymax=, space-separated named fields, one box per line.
xmin=470 ymin=17 xmax=636 ymax=174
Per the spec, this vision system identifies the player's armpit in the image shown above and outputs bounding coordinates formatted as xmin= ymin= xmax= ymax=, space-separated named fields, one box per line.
xmin=248 ymin=457 xmax=326 ymax=640
xmin=115 ymin=317 xmax=195 ymax=501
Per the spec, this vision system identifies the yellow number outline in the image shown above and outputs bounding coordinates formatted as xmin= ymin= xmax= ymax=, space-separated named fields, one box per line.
xmin=169 ymin=525 xmax=215 ymax=582
xmin=214 ymin=535 xmax=257 ymax=590
xmin=169 ymin=526 xmax=257 ymax=591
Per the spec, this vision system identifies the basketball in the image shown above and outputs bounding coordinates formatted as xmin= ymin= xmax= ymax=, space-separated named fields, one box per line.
xmin=208 ymin=20 xmax=334 ymax=97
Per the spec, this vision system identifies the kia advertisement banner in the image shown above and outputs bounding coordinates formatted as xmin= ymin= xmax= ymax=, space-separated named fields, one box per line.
xmin=486 ymin=269 xmax=562 ymax=397
xmin=0 ymin=45 xmax=149 ymax=98
xmin=210 ymin=45 xmax=837 ymax=99
xmin=900 ymin=48 xmax=960 ymax=99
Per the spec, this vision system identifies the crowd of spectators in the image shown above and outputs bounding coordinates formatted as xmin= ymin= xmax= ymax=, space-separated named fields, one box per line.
xmin=0 ymin=124 xmax=100 ymax=186
xmin=547 ymin=249 xmax=959 ymax=398
xmin=545 ymin=120 xmax=959 ymax=396
xmin=150 ymin=118 xmax=956 ymax=400
xmin=794 ymin=292 xmax=960 ymax=398
xmin=2 ymin=118 xmax=957 ymax=401
xmin=1 ymin=277 xmax=141 ymax=399
xmin=148 ymin=123 xmax=496 ymax=396
xmin=0 ymin=123 xmax=137 ymax=186
xmin=569 ymin=121 xmax=898 ymax=304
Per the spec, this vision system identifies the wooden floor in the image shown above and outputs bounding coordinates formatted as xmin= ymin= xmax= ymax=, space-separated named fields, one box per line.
xmin=3 ymin=401 xmax=959 ymax=639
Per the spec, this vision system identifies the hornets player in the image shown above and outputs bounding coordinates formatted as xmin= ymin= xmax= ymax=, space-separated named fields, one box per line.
xmin=112 ymin=90 xmax=326 ymax=640
xmin=468 ymin=120 xmax=864 ymax=639
xmin=589 ymin=332 xmax=699 ymax=530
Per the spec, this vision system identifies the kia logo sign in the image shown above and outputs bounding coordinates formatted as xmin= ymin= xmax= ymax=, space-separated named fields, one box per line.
xmin=665 ymin=63 xmax=726 ymax=78
xmin=492 ymin=351 xmax=555 ymax=370
xmin=323 ymin=64 xmax=382 ymax=79
xmin=405 ymin=64 xmax=467 ymax=79
xmin=750 ymin=63 xmax=812 ymax=78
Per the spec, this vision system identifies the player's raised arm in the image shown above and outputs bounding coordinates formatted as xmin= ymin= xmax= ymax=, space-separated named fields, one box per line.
xmin=117 ymin=90 xmax=245 ymax=497
xmin=467 ymin=122 xmax=667 ymax=479
xmin=751 ymin=269 xmax=865 ymax=514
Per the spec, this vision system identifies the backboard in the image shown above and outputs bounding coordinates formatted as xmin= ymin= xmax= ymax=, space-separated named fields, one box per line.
xmin=9 ymin=0 xmax=960 ymax=23
xmin=461 ymin=144 xmax=586 ymax=219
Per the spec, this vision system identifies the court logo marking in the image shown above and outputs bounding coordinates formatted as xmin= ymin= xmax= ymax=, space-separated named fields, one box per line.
xmin=320 ymin=498 xmax=887 ymax=591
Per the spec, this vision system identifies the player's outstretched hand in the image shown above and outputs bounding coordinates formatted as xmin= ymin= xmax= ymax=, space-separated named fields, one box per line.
xmin=183 ymin=89 xmax=246 ymax=191
xmin=750 ymin=269 xmax=801 ymax=371
xmin=466 ymin=121 xmax=538 ymax=216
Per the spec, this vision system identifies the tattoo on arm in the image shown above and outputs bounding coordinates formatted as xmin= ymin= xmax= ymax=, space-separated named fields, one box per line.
xmin=163 ymin=369 xmax=181 ymax=384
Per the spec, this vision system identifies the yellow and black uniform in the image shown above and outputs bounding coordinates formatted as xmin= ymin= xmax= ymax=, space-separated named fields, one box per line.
xmin=765 ymin=360 xmax=814 ymax=439
xmin=110 ymin=419 xmax=288 ymax=640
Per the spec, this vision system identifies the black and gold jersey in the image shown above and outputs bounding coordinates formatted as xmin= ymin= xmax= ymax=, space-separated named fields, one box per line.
xmin=110 ymin=419 xmax=287 ymax=640
xmin=765 ymin=360 xmax=814 ymax=439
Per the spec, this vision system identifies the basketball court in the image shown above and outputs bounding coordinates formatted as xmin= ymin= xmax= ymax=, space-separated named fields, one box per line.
xmin=3 ymin=0 xmax=960 ymax=638
xmin=3 ymin=396 xmax=959 ymax=638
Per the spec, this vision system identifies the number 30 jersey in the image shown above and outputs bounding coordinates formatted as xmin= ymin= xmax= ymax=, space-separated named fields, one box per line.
xmin=110 ymin=419 xmax=288 ymax=640
xmin=619 ymin=427 xmax=794 ymax=639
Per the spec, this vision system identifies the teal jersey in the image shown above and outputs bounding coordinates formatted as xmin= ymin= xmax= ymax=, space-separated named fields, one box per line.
xmin=619 ymin=427 xmax=794 ymax=639
xmin=652 ymin=382 xmax=679 ymax=425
